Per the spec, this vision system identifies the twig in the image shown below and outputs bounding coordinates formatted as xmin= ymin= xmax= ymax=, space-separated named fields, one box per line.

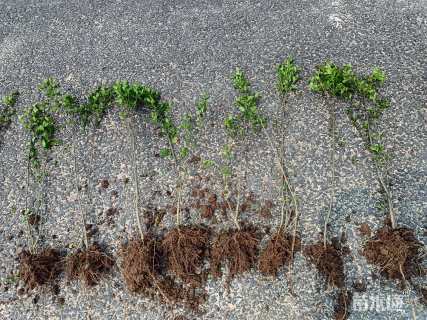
xmin=175 ymin=172 xmax=183 ymax=226
xmin=232 ymin=175 xmax=242 ymax=230
xmin=127 ymin=117 xmax=144 ymax=243
xmin=24 ymin=157 xmax=37 ymax=254
xmin=72 ymin=134 xmax=89 ymax=249
xmin=366 ymin=121 xmax=395 ymax=228
xmin=324 ymin=101 xmax=336 ymax=248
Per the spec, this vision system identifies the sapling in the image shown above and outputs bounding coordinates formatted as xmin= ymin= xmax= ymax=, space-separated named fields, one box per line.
xmin=62 ymin=83 xmax=115 ymax=286
xmin=310 ymin=62 xmax=424 ymax=290
xmin=160 ymin=94 xmax=211 ymax=290
xmin=211 ymin=68 xmax=266 ymax=284
xmin=113 ymin=81 xmax=180 ymax=304
xmin=113 ymin=80 xmax=160 ymax=242
xmin=309 ymin=62 xmax=394 ymax=227
xmin=17 ymin=80 xmax=64 ymax=290
xmin=259 ymin=57 xmax=302 ymax=277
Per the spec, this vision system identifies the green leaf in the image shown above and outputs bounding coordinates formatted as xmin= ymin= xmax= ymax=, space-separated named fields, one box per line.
xmin=159 ymin=148 xmax=172 ymax=158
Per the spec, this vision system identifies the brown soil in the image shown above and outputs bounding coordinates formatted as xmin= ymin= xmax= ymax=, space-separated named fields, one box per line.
xmin=143 ymin=207 xmax=166 ymax=231
xmin=352 ymin=279 xmax=367 ymax=292
xmin=258 ymin=200 xmax=274 ymax=219
xmin=334 ymin=289 xmax=352 ymax=320
xmin=99 ymin=179 xmax=109 ymax=189
xmin=303 ymin=242 xmax=345 ymax=288
xmin=85 ymin=224 xmax=98 ymax=238
xmin=358 ymin=223 xmax=372 ymax=237
xmin=258 ymin=231 xmax=301 ymax=277
xmin=162 ymin=225 xmax=211 ymax=287
xmin=211 ymin=224 xmax=261 ymax=283
xmin=420 ymin=286 xmax=427 ymax=305
xmin=65 ymin=243 xmax=115 ymax=287
xmin=200 ymin=205 xmax=215 ymax=219
xmin=28 ymin=213 xmax=40 ymax=227
xmin=362 ymin=224 xmax=424 ymax=284
xmin=19 ymin=248 xmax=63 ymax=290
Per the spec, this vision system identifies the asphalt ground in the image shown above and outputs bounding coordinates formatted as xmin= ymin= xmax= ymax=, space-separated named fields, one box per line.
xmin=0 ymin=1 xmax=426 ymax=319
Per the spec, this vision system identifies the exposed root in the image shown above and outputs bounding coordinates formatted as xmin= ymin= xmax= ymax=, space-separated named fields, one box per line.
xmin=303 ymin=242 xmax=345 ymax=288
xmin=362 ymin=224 xmax=423 ymax=285
xmin=19 ymin=248 xmax=63 ymax=290
xmin=211 ymin=224 xmax=261 ymax=284
xmin=121 ymin=235 xmax=206 ymax=309
xmin=334 ymin=289 xmax=352 ymax=320
xmin=121 ymin=235 xmax=170 ymax=300
xmin=162 ymin=225 xmax=211 ymax=287
xmin=65 ymin=243 xmax=114 ymax=287
xmin=259 ymin=230 xmax=301 ymax=277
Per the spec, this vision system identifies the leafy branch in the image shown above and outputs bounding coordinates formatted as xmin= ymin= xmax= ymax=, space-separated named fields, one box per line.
xmin=0 ymin=91 xmax=19 ymax=132
xmin=309 ymin=61 xmax=394 ymax=228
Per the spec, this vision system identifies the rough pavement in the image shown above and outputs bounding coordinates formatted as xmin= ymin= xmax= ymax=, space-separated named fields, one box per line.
xmin=1 ymin=1 xmax=426 ymax=319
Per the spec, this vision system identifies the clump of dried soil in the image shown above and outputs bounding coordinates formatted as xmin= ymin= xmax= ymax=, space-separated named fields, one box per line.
xmin=362 ymin=224 xmax=424 ymax=284
xmin=303 ymin=242 xmax=345 ymax=288
xmin=19 ymin=248 xmax=63 ymax=290
xmin=259 ymin=231 xmax=301 ymax=277
xmin=162 ymin=225 xmax=211 ymax=287
xmin=66 ymin=243 xmax=115 ymax=286
xmin=211 ymin=224 xmax=261 ymax=283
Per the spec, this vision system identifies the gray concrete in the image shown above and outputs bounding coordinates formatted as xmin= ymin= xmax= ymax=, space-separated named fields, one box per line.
xmin=0 ymin=0 xmax=426 ymax=319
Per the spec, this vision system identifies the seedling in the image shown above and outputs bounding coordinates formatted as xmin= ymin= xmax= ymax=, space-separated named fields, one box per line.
xmin=259 ymin=58 xmax=301 ymax=278
xmin=63 ymin=84 xmax=115 ymax=286
xmin=210 ymin=69 xmax=269 ymax=284
xmin=113 ymin=81 xmax=185 ymax=303
xmin=17 ymin=79 xmax=84 ymax=291
xmin=309 ymin=62 xmax=394 ymax=228
xmin=17 ymin=79 xmax=63 ymax=264
xmin=160 ymin=94 xmax=213 ymax=291
xmin=306 ymin=62 xmax=423 ymax=312
xmin=113 ymin=80 xmax=162 ymax=242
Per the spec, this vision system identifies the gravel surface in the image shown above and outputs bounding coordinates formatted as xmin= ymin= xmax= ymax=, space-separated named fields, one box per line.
xmin=1 ymin=1 xmax=426 ymax=319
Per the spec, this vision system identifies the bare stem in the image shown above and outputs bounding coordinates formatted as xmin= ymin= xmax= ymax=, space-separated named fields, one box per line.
xmin=127 ymin=117 xmax=144 ymax=243
xmin=278 ymin=185 xmax=287 ymax=231
xmin=262 ymin=127 xmax=299 ymax=237
xmin=232 ymin=175 xmax=242 ymax=230
xmin=324 ymin=102 xmax=336 ymax=248
xmin=366 ymin=121 xmax=395 ymax=228
xmin=24 ymin=158 xmax=37 ymax=254
xmin=175 ymin=174 xmax=183 ymax=226
xmin=72 ymin=134 xmax=89 ymax=249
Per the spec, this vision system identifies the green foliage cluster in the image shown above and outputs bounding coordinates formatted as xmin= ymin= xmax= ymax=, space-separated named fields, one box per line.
xmin=66 ymin=86 xmax=113 ymax=128
xmin=277 ymin=57 xmax=301 ymax=95
xmin=113 ymin=81 xmax=160 ymax=114
xmin=19 ymin=102 xmax=57 ymax=170
xmin=0 ymin=91 xmax=19 ymax=130
xmin=111 ymin=80 xmax=180 ymax=160
xmin=309 ymin=62 xmax=388 ymax=108
xmin=19 ymin=79 xmax=68 ymax=170
xmin=225 ymin=68 xmax=266 ymax=135
xmin=309 ymin=62 xmax=390 ymax=164
xmin=176 ymin=94 xmax=210 ymax=160
xmin=195 ymin=93 xmax=209 ymax=121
